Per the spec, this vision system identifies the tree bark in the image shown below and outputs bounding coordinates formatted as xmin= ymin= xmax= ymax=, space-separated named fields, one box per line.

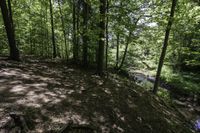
xmin=73 ymin=0 xmax=78 ymax=61
xmin=58 ymin=0 xmax=68 ymax=60
xmin=0 ymin=0 xmax=20 ymax=60
xmin=45 ymin=2 xmax=50 ymax=57
xmin=76 ymin=0 xmax=80 ymax=61
xmin=82 ymin=0 xmax=89 ymax=67
xmin=7 ymin=0 xmax=14 ymax=28
xmin=116 ymin=33 xmax=120 ymax=68
xmin=153 ymin=0 xmax=177 ymax=94
xmin=105 ymin=0 xmax=109 ymax=71
xmin=97 ymin=0 xmax=106 ymax=75
xmin=49 ymin=0 xmax=56 ymax=58
xmin=117 ymin=32 xmax=131 ymax=70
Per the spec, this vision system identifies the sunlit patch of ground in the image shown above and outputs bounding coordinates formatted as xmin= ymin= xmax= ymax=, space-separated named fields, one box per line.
xmin=0 ymin=58 xmax=193 ymax=133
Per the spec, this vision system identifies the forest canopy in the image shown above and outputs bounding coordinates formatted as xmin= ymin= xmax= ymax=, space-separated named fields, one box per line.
xmin=0 ymin=0 xmax=199 ymax=70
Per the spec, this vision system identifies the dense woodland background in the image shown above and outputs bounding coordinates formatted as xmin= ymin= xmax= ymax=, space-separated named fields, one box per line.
xmin=0 ymin=0 xmax=199 ymax=91
xmin=0 ymin=0 xmax=200 ymax=132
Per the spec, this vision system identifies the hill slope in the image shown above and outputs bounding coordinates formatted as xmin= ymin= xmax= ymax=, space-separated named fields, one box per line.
xmin=0 ymin=58 xmax=193 ymax=133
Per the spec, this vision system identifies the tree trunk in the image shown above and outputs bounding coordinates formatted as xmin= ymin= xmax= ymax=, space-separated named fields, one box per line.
xmin=73 ymin=0 xmax=78 ymax=62
xmin=40 ymin=1 xmax=44 ymax=57
xmin=58 ymin=0 xmax=68 ymax=60
xmin=153 ymin=0 xmax=177 ymax=94
xmin=45 ymin=2 xmax=50 ymax=57
xmin=97 ymin=0 xmax=106 ymax=75
xmin=76 ymin=0 xmax=80 ymax=61
xmin=105 ymin=0 xmax=109 ymax=71
xmin=28 ymin=0 xmax=33 ymax=55
xmin=82 ymin=0 xmax=89 ymax=67
xmin=7 ymin=0 xmax=14 ymax=28
xmin=116 ymin=33 xmax=120 ymax=68
xmin=0 ymin=0 xmax=20 ymax=61
xmin=8 ymin=0 xmax=17 ymax=53
xmin=49 ymin=0 xmax=56 ymax=58
xmin=117 ymin=32 xmax=131 ymax=70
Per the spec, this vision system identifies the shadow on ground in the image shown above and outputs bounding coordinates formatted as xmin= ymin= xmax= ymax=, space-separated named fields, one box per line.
xmin=0 ymin=57 xmax=193 ymax=133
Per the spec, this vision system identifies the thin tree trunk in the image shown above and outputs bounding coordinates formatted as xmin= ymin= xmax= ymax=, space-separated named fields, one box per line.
xmin=58 ymin=0 xmax=68 ymax=60
xmin=105 ymin=0 xmax=109 ymax=71
xmin=45 ymin=2 xmax=49 ymax=57
xmin=76 ymin=1 xmax=80 ymax=61
xmin=97 ymin=0 xmax=106 ymax=75
xmin=40 ymin=1 xmax=44 ymax=56
xmin=116 ymin=33 xmax=120 ymax=68
xmin=0 ymin=0 xmax=20 ymax=60
xmin=49 ymin=0 xmax=56 ymax=58
xmin=153 ymin=0 xmax=177 ymax=94
xmin=28 ymin=0 xmax=32 ymax=55
xmin=82 ymin=0 xmax=89 ymax=67
xmin=73 ymin=0 xmax=78 ymax=61
xmin=117 ymin=32 xmax=131 ymax=70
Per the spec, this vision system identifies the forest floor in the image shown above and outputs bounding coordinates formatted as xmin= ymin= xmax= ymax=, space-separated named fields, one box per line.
xmin=0 ymin=57 xmax=195 ymax=133
xmin=120 ymin=69 xmax=200 ymax=124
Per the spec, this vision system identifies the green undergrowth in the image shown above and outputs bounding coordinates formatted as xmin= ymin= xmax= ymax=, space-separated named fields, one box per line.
xmin=161 ymin=66 xmax=200 ymax=95
xmin=145 ymin=64 xmax=200 ymax=96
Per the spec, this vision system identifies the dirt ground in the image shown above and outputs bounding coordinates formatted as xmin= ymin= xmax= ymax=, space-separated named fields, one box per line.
xmin=0 ymin=58 xmax=193 ymax=133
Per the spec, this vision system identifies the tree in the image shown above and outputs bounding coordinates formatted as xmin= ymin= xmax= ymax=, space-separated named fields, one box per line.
xmin=0 ymin=0 xmax=20 ymax=60
xmin=115 ymin=33 xmax=120 ymax=68
xmin=117 ymin=31 xmax=131 ymax=70
xmin=153 ymin=0 xmax=177 ymax=94
xmin=7 ymin=0 xmax=14 ymax=27
xmin=97 ymin=0 xmax=106 ymax=75
xmin=82 ymin=0 xmax=90 ymax=67
xmin=58 ymin=0 xmax=68 ymax=60
xmin=105 ymin=0 xmax=109 ymax=71
xmin=49 ymin=0 xmax=56 ymax=58
xmin=73 ymin=0 xmax=77 ymax=61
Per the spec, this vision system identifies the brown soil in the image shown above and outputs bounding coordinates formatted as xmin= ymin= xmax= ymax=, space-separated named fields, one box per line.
xmin=0 ymin=58 xmax=193 ymax=133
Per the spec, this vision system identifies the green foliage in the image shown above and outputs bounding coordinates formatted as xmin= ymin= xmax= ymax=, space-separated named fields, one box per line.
xmin=155 ymin=65 xmax=200 ymax=97
xmin=0 ymin=0 xmax=199 ymax=94
xmin=157 ymin=89 xmax=171 ymax=102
